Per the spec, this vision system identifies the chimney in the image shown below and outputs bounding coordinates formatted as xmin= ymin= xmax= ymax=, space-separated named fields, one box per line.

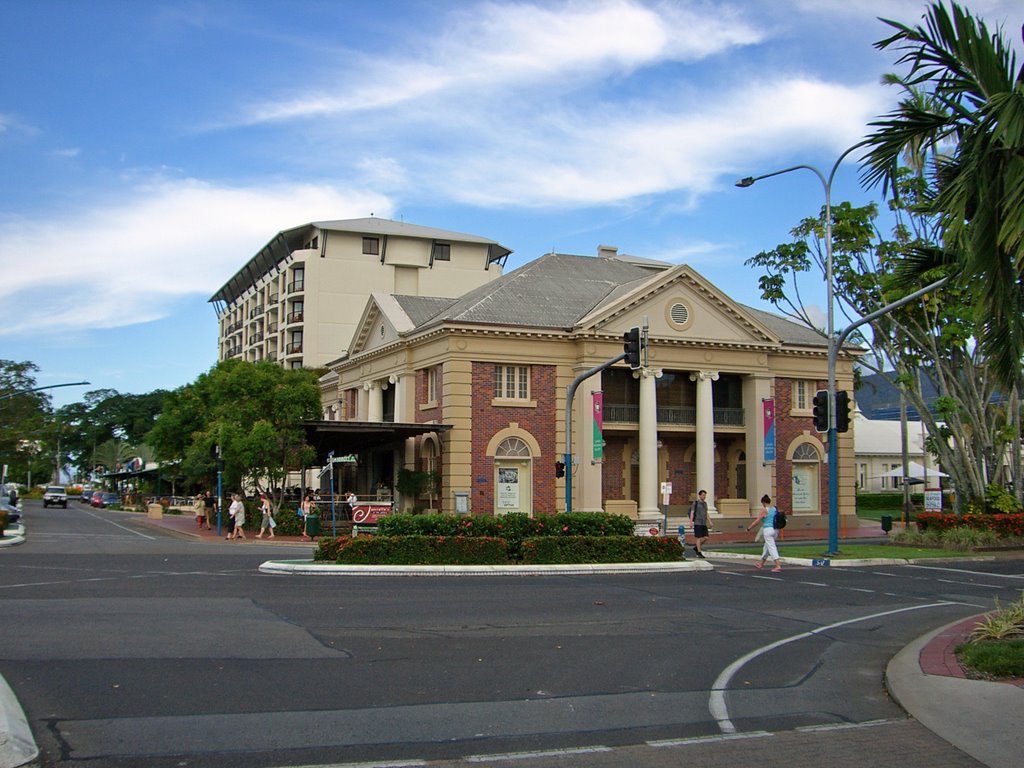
xmin=597 ymin=245 xmax=618 ymax=259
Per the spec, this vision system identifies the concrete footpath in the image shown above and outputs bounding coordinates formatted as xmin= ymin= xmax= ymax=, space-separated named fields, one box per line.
xmin=2 ymin=513 xmax=1022 ymax=768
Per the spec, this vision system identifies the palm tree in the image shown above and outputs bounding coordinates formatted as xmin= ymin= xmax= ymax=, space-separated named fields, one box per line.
xmin=860 ymin=2 xmax=1024 ymax=392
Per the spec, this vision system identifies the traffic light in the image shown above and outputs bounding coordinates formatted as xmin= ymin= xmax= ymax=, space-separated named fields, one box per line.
xmin=835 ymin=390 xmax=852 ymax=433
xmin=623 ymin=327 xmax=642 ymax=369
xmin=555 ymin=460 xmax=566 ymax=478
xmin=812 ymin=389 xmax=830 ymax=432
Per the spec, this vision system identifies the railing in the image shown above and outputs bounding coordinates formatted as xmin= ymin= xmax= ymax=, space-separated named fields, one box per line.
xmin=248 ymin=305 xmax=264 ymax=319
xmin=286 ymin=311 xmax=304 ymax=324
xmin=249 ymin=332 xmax=264 ymax=344
xmin=268 ymin=292 xmax=279 ymax=304
xmin=225 ymin=345 xmax=242 ymax=358
xmin=267 ymin=322 xmax=279 ymax=333
xmin=287 ymin=280 xmax=304 ymax=294
xmin=603 ymin=404 xmax=744 ymax=427
xmin=286 ymin=341 xmax=303 ymax=354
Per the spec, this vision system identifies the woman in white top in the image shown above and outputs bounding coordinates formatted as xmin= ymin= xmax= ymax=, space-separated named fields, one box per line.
xmin=227 ymin=493 xmax=246 ymax=540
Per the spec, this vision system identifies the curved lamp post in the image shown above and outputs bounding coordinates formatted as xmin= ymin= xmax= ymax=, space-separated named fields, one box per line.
xmin=736 ymin=146 xmax=861 ymax=555
xmin=0 ymin=381 xmax=91 ymax=402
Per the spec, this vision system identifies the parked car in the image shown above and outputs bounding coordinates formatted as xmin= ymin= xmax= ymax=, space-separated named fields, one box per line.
xmin=43 ymin=485 xmax=68 ymax=508
xmin=95 ymin=492 xmax=120 ymax=508
xmin=80 ymin=485 xmax=93 ymax=503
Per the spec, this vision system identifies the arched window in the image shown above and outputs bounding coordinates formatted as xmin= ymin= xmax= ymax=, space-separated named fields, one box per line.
xmin=496 ymin=437 xmax=531 ymax=458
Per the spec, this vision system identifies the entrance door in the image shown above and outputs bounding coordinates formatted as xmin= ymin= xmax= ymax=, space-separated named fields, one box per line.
xmin=494 ymin=437 xmax=533 ymax=516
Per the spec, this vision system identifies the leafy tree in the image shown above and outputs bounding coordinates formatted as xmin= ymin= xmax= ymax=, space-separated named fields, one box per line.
xmin=0 ymin=360 xmax=52 ymax=486
xmin=860 ymin=1 xmax=1024 ymax=393
xmin=148 ymin=360 xmax=321 ymax=510
xmin=57 ymin=389 xmax=169 ymax=477
xmin=746 ymin=169 xmax=1018 ymax=510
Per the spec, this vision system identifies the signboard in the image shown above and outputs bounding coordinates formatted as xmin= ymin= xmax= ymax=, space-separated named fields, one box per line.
xmin=497 ymin=467 xmax=519 ymax=509
xmin=660 ymin=481 xmax=672 ymax=506
xmin=924 ymin=490 xmax=942 ymax=513
xmin=351 ymin=503 xmax=392 ymax=524
xmin=331 ymin=454 xmax=358 ymax=464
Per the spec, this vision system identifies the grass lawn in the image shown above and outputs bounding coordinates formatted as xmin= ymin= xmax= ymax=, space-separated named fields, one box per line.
xmin=957 ymin=639 xmax=1024 ymax=679
xmin=715 ymin=543 xmax=974 ymax=560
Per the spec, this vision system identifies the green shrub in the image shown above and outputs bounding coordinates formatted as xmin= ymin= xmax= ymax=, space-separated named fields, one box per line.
xmin=856 ymin=492 xmax=924 ymax=510
xmin=521 ymin=535 xmax=683 ymax=564
xmin=332 ymin=535 xmax=510 ymax=565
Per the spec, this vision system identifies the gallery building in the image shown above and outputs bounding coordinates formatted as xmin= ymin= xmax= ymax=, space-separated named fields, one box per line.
xmin=309 ymin=245 xmax=861 ymax=531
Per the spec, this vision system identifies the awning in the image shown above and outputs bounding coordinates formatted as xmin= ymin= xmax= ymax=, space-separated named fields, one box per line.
xmin=303 ymin=420 xmax=450 ymax=463
xmin=872 ymin=461 xmax=948 ymax=482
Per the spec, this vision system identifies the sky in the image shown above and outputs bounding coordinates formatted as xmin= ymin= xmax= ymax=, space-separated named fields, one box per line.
xmin=1 ymin=0 xmax=1020 ymax=409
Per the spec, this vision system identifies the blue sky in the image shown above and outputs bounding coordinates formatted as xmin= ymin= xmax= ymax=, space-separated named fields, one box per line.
xmin=1 ymin=0 xmax=1019 ymax=409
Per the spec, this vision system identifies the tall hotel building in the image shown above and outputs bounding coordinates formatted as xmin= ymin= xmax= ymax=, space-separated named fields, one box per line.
xmin=209 ymin=218 xmax=511 ymax=370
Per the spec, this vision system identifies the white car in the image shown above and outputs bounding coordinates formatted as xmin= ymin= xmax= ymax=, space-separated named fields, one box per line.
xmin=43 ymin=485 xmax=68 ymax=508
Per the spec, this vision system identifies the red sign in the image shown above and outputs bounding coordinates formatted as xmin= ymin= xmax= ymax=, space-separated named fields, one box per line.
xmin=351 ymin=503 xmax=392 ymax=524
xmin=648 ymin=527 xmax=660 ymax=537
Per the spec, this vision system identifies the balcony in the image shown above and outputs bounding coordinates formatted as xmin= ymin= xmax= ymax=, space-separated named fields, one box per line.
xmin=603 ymin=404 xmax=744 ymax=427
xmin=249 ymin=332 xmax=264 ymax=344
xmin=286 ymin=341 xmax=303 ymax=355
xmin=226 ymin=320 xmax=242 ymax=334
xmin=287 ymin=280 xmax=304 ymax=294
xmin=268 ymin=292 xmax=279 ymax=304
xmin=248 ymin=305 xmax=264 ymax=319
xmin=267 ymin=321 xmax=279 ymax=334
xmin=286 ymin=311 xmax=304 ymax=324
xmin=225 ymin=345 xmax=242 ymax=358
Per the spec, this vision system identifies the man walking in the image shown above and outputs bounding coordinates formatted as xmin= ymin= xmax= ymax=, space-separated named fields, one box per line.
xmin=689 ymin=489 xmax=709 ymax=558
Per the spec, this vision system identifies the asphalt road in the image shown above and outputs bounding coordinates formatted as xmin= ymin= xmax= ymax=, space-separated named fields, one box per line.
xmin=2 ymin=500 xmax=1022 ymax=768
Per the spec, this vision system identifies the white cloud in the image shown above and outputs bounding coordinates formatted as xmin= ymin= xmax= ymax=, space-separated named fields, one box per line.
xmin=237 ymin=0 xmax=764 ymax=124
xmin=0 ymin=179 xmax=392 ymax=336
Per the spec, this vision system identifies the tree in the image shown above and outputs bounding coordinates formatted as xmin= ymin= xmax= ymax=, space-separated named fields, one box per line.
xmin=148 ymin=360 xmax=321 ymax=510
xmin=0 ymin=360 xmax=52 ymax=487
xmin=746 ymin=170 xmax=1018 ymax=510
xmin=57 ymin=389 xmax=169 ymax=478
xmin=860 ymin=2 xmax=1024 ymax=393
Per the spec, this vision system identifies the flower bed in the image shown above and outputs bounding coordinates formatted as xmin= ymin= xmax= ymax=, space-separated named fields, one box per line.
xmin=916 ymin=512 xmax=1024 ymax=538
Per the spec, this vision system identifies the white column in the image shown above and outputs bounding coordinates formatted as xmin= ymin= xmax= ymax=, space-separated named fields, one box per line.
xmin=365 ymin=380 xmax=383 ymax=422
xmin=637 ymin=367 xmax=661 ymax=523
xmin=690 ymin=370 xmax=719 ymax=513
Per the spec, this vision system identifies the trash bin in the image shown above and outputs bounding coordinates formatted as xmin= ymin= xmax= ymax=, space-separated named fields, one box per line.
xmin=305 ymin=514 xmax=320 ymax=537
xmin=880 ymin=515 xmax=893 ymax=533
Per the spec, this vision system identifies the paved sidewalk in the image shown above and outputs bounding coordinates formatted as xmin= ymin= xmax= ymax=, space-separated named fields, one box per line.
xmin=887 ymin=615 xmax=1024 ymax=768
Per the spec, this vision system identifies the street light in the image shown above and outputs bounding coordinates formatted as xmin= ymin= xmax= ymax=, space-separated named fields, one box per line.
xmin=0 ymin=381 xmax=91 ymax=402
xmin=736 ymin=145 xmax=862 ymax=555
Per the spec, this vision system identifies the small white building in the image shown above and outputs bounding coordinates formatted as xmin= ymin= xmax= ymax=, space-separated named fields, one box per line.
xmin=852 ymin=408 xmax=933 ymax=492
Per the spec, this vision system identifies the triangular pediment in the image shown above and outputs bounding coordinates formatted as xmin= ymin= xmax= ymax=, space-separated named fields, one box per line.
xmin=577 ymin=264 xmax=781 ymax=347
xmin=349 ymin=293 xmax=415 ymax=357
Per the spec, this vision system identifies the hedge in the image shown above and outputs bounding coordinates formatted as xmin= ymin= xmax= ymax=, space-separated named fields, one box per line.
xmin=313 ymin=527 xmax=686 ymax=565
xmin=916 ymin=512 xmax=1024 ymax=538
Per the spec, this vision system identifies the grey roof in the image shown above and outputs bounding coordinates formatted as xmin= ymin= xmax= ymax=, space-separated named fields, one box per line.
xmin=406 ymin=252 xmax=667 ymax=331
xmin=389 ymin=252 xmax=835 ymax=349
xmin=739 ymin=306 xmax=829 ymax=348
xmin=210 ymin=217 xmax=511 ymax=307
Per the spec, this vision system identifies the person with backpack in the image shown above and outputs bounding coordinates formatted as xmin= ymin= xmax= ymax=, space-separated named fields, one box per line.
xmin=688 ymin=489 xmax=710 ymax=559
xmin=747 ymin=493 xmax=782 ymax=572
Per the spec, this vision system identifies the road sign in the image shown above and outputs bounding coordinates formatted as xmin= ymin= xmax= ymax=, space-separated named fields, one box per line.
xmin=330 ymin=454 xmax=358 ymax=464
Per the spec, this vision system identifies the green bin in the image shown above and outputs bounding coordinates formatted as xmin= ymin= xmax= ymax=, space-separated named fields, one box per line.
xmin=305 ymin=514 xmax=320 ymax=537
xmin=880 ymin=515 xmax=893 ymax=533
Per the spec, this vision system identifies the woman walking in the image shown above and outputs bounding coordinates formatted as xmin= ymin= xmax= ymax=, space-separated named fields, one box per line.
xmin=256 ymin=493 xmax=275 ymax=539
xmin=747 ymin=494 xmax=782 ymax=572
xmin=227 ymin=493 xmax=246 ymax=540
xmin=300 ymin=492 xmax=314 ymax=540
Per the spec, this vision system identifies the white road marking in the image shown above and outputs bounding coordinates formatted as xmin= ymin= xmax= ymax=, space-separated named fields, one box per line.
xmin=466 ymin=746 xmax=613 ymax=761
xmin=648 ymin=730 xmax=772 ymax=747
xmin=708 ymin=602 xmax=963 ymax=735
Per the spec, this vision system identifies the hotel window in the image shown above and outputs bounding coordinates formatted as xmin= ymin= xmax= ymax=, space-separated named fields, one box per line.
xmin=362 ymin=237 xmax=379 ymax=255
xmin=432 ymin=242 xmax=451 ymax=261
xmin=494 ymin=365 xmax=529 ymax=401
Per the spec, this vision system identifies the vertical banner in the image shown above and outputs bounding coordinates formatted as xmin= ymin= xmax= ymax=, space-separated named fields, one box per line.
xmin=763 ymin=398 xmax=776 ymax=463
xmin=592 ymin=391 xmax=604 ymax=461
